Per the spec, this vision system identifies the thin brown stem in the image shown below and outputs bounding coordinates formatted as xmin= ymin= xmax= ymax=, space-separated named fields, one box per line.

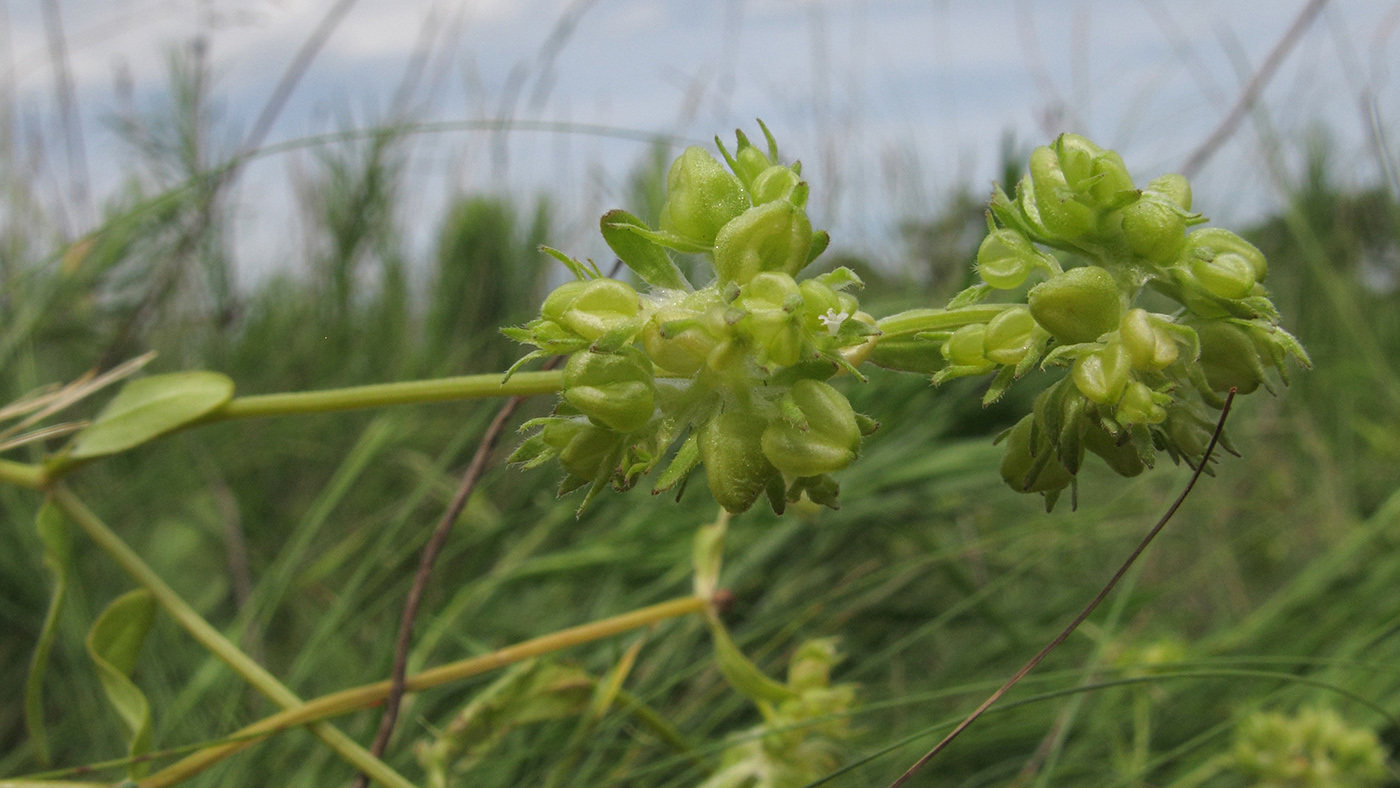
xmin=886 ymin=389 xmax=1237 ymax=788
xmin=354 ymin=357 xmax=562 ymax=785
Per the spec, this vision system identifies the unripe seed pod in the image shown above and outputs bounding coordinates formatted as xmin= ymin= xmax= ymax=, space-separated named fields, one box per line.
xmin=942 ymin=323 xmax=991 ymax=367
xmin=1030 ymin=146 xmax=1096 ymax=239
xmin=749 ymin=165 xmax=802 ymax=205
xmin=1088 ymin=150 xmax=1135 ymax=204
xmin=733 ymin=144 xmax=772 ymax=187
xmin=868 ymin=336 xmax=948 ymax=374
xmin=1071 ymin=341 xmax=1132 ymax=405
xmin=558 ymin=278 xmax=640 ymax=341
xmin=1184 ymin=227 xmax=1267 ymax=281
xmin=1122 ymin=196 xmax=1186 ymax=264
xmin=562 ymin=347 xmax=656 ymax=433
xmin=760 ymin=379 xmax=861 ymax=477
xmin=1082 ymin=422 xmax=1145 ymax=477
xmin=984 ymin=306 xmax=1041 ymax=366
xmin=1148 ymin=173 xmax=1192 ymax=211
xmin=1028 ymin=266 xmax=1123 ymax=344
xmin=540 ymin=279 xmax=591 ymax=323
xmin=976 ymin=228 xmax=1039 ymax=289
xmin=713 ymin=200 xmax=814 ymax=284
xmin=1191 ymin=252 xmax=1256 ymax=300
xmin=1120 ymin=309 xmax=1179 ymax=370
xmin=545 ymin=421 xmax=621 ymax=480
xmin=1000 ymin=415 xmax=1075 ymax=494
xmin=1115 ymin=380 xmax=1167 ymax=425
xmin=1052 ymin=133 xmax=1103 ymax=191
xmin=799 ymin=279 xmax=843 ymax=333
xmin=738 ymin=272 xmax=804 ymax=367
xmin=700 ymin=410 xmax=779 ymax=514
xmin=659 ymin=147 xmax=749 ymax=247
xmin=1195 ymin=320 xmax=1267 ymax=394
xmin=642 ymin=306 xmax=718 ymax=376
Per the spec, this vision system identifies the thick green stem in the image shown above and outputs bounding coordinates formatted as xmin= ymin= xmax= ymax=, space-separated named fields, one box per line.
xmin=0 ymin=458 xmax=45 ymax=489
xmin=139 ymin=595 xmax=708 ymax=788
xmin=204 ymin=370 xmax=563 ymax=422
xmin=48 ymin=486 xmax=420 ymax=788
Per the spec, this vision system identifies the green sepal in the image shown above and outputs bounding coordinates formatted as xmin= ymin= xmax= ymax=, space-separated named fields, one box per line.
xmin=946 ymin=282 xmax=994 ymax=309
xmin=539 ymin=245 xmax=601 ymax=280
xmin=613 ymin=223 xmax=715 ymax=255
xmin=982 ymin=365 xmax=1017 ymax=406
xmin=25 ymin=501 xmax=71 ymax=766
xmin=653 ymin=433 xmax=701 ymax=495
xmin=87 ymin=589 xmax=157 ymax=779
xmin=600 ymin=209 xmax=691 ymax=291
xmin=806 ymin=230 xmax=831 ymax=264
xmin=788 ymin=474 xmax=841 ymax=509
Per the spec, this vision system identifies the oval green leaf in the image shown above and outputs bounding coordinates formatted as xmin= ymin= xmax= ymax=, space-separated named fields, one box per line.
xmin=87 ymin=589 xmax=157 ymax=779
xmin=69 ymin=372 xmax=235 ymax=460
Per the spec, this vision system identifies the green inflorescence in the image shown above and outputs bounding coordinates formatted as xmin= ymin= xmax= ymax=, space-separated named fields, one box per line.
xmin=509 ymin=128 xmax=1309 ymax=514
xmin=506 ymin=123 xmax=878 ymax=515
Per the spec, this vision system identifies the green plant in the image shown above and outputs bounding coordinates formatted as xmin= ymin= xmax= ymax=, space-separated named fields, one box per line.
xmin=3 ymin=125 xmax=1318 ymax=788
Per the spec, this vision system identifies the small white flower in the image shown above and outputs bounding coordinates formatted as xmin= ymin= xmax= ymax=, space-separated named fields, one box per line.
xmin=818 ymin=308 xmax=849 ymax=337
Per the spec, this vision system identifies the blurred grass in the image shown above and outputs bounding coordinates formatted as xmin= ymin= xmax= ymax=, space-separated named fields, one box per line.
xmin=2 ymin=51 xmax=1400 ymax=788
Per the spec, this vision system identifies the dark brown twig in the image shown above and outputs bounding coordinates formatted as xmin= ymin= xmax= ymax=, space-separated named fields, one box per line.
xmin=1179 ymin=0 xmax=1329 ymax=178
xmin=353 ymin=362 xmax=554 ymax=786
xmin=886 ymin=389 xmax=1237 ymax=788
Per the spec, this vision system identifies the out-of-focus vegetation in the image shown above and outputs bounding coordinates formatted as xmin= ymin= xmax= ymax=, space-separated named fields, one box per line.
xmin=3 ymin=49 xmax=1400 ymax=788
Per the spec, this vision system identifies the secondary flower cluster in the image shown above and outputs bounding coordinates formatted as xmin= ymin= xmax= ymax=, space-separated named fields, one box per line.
xmin=873 ymin=133 xmax=1309 ymax=508
xmin=507 ymin=125 xmax=878 ymax=514
xmin=1230 ymin=708 xmax=1387 ymax=788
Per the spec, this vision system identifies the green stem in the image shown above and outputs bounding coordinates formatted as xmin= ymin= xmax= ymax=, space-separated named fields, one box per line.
xmin=0 ymin=458 xmax=45 ymax=489
xmin=874 ymin=305 xmax=1015 ymax=341
xmin=48 ymin=486 xmax=420 ymax=788
xmin=139 ymin=596 xmax=708 ymax=788
xmin=204 ymin=370 xmax=563 ymax=422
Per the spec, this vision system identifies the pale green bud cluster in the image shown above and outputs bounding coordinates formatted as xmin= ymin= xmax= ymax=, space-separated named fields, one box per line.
xmin=1229 ymin=708 xmax=1388 ymax=788
xmin=507 ymin=124 xmax=878 ymax=514
xmin=874 ymin=133 xmax=1309 ymax=509
xmin=698 ymin=638 xmax=857 ymax=788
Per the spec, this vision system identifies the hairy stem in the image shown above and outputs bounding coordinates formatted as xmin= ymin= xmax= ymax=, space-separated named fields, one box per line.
xmin=48 ymin=485 xmax=420 ymax=788
xmin=139 ymin=595 xmax=708 ymax=788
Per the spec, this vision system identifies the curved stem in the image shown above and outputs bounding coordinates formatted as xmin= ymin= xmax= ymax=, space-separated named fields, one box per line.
xmin=0 ymin=458 xmax=45 ymax=489
xmin=139 ymin=596 xmax=707 ymax=788
xmin=204 ymin=370 xmax=564 ymax=422
xmin=48 ymin=486 xmax=420 ymax=788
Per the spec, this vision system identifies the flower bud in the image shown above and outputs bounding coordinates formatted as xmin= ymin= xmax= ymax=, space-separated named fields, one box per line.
xmin=1195 ymin=320 xmax=1267 ymax=394
xmin=700 ymin=410 xmax=779 ymax=513
xmin=712 ymin=200 xmax=814 ymax=284
xmin=984 ymin=306 xmax=1041 ymax=366
xmin=1121 ymin=195 xmax=1186 ymax=264
xmin=1028 ymin=266 xmax=1123 ymax=344
xmin=1071 ymin=341 xmax=1132 ymax=405
xmin=1190 ymin=252 xmax=1256 ymax=300
xmin=558 ymin=278 xmax=640 ymax=341
xmin=659 ymin=147 xmax=750 ymax=247
xmin=1119 ymin=309 xmax=1179 ymax=370
xmin=543 ymin=420 xmax=621 ymax=481
xmin=1115 ymin=380 xmax=1167 ymax=425
xmin=738 ymin=272 xmax=804 ymax=367
xmin=1029 ymin=145 xmax=1096 ymax=239
xmin=562 ymin=347 xmax=656 ymax=433
xmin=942 ymin=323 xmax=992 ymax=368
xmin=1000 ymin=415 xmax=1075 ymax=494
xmin=1184 ymin=227 xmax=1267 ymax=281
xmin=976 ymin=228 xmax=1041 ymax=290
xmin=750 ymin=165 xmax=803 ymax=205
xmin=761 ymin=380 xmax=861 ymax=477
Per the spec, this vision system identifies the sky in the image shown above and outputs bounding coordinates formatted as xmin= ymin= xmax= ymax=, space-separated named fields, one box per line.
xmin=3 ymin=0 xmax=1399 ymax=285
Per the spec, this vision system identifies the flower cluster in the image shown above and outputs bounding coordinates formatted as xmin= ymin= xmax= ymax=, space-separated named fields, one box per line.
xmin=1230 ymin=708 xmax=1387 ymax=788
xmin=873 ymin=133 xmax=1309 ymax=508
xmin=507 ymin=124 xmax=878 ymax=514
